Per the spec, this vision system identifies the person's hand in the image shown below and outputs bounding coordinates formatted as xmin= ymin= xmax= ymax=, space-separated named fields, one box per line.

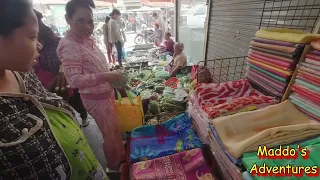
xmin=104 ymin=72 xmax=124 ymax=83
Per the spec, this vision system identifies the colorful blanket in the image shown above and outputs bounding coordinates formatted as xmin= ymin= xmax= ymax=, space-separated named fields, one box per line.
xmin=306 ymin=53 xmax=320 ymax=61
xmin=299 ymin=66 xmax=320 ymax=76
xmin=250 ymin=49 xmax=294 ymax=63
xmin=130 ymin=113 xmax=202 ymax=163
xmin=305 ymin=58 xmax=320 ymax=66
xmin=248 ymin=59 xmax=293 ymax=77
xmin=202 ymin=95 xmax=278 ymax=119
xmin=132 ymin=148 xmax=214 ymax=180
xmin=247 ymin=76 xmax=284 ymax=98
xmin=194 ymin=79 xmax=262 ymax=107
xmin=290 ymin=93 xmax=320 ymax=118
xmin=255 ymin=28 xmax=320 ymax=43
xmin=292 ymin=83 xmax=320 ymax=104
xmin=211 ymin=100 xmax=320 ymax=159
xmin=242 ymin=137 xmax=320 ymax=180
xmin=252 ymin=37 xmax=296 ymax=47
xmin=250 ymin=46 xmax=299 ymax=60
xmin=295 ymin=79 xmax=320 ymax=93
xmin=297 ymin=71 xmax=320 ymax=86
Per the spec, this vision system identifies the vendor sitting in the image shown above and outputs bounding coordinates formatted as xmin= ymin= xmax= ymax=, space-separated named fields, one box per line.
xmin=152 ymin=23 xmax=163 ymax=47
xmin=169 ymin=43 xmax=187 ymax=77
xmin=161 ymin=32 xmax=174 ymax=56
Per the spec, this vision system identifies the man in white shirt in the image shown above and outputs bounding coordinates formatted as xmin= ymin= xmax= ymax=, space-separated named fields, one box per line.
xmin=108 ymin=9 xmax=124 ymax=66
xmin=152 ymin=12 xmax=166 ymax=39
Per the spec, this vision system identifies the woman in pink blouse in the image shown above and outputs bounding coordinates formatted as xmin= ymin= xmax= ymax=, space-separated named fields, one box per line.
xmin=57 ymin=0 xmax=125 ymax=170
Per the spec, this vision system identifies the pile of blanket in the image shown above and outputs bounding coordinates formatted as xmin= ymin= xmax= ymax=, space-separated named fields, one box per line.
xmin=289 ymin=41 xmax=320 ymax=121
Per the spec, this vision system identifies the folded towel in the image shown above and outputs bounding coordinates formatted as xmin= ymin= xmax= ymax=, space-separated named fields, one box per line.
xmin=251 ymin=41 xmax=297 ymax=54
xmin=212 ymin=100 xmax=320 ymax=159
xmin=247 ymin=75 xmax=284 ymax=98
xmin=311 ymin=39 xmax=320 ymax=51
xmin=249 ymin=51 xmax=295 ymax=68
xmin=301 ymin=62 xmax=320 ymax=72
xmin=252 ymin=37 xmax=296 ymax=47
xmin=248 ymin=64 xmax=287 ymax=82
xmin=248 ymin=69 xmax=287 ymax=92
xmin=305 ymin=58 xmax=320 ymax=66
xmin=297 ymin=71 xmax=320 ymax=86
xmin=306 ymin=53 xmax=320 ymax=61
xmin=295 ymin=79 xmax=320 ymax=92
xmin=256 ymin=28 xmax=320 ymax=43
xmin=249 ymin=58 xmax=293 ymax=77
xmin=299 ymin=66 xmax=320 ymax=76
xmin=251 ymin=46 xmax=299 ymax=60
xmin=292 ymin=83 xmax=320 ymax=104
xmin=250 ymin=49 xmax=294 ymax=63
xmin=290 ymin=93 xmax=320 ymax=116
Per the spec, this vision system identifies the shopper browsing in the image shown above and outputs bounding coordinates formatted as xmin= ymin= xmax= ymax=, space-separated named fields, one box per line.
xmin=152 ymin=23 xmax=163 ymax=46
xmin=0 ymin=0 xmax=107 ymax=179
xmin=103 ymin=16 xmax=116 ymax=64
xmin=152 ymin=12 xmax=166 ymax=39
xmin=108 ymin=9 xmax=125 ymax=67
xmin=57 ymin=0 xmax=126 ymax=171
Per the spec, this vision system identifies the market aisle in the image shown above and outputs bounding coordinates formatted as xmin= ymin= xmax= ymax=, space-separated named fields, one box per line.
xmin=74 ymin=112 xmax=108 ymax=169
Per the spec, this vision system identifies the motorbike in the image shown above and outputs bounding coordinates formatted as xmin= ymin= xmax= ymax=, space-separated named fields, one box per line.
xmin=134 ymin=29 xmax=154 ymax=45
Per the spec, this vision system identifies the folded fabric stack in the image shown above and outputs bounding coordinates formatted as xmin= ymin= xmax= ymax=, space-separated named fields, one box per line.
xmin=247 ymin=28 xmax=320 ymax=99
xmin=289 ymin=42 xmax=320 ymax=121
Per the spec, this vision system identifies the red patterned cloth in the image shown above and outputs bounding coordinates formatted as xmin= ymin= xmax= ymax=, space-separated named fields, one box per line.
xmin=132 ymin=148 xmax=215 ymax=180
xmin=194 ymin=79 xmax=262 ymax=107
xmin=203 ymin=95 xmax=278 ymax=119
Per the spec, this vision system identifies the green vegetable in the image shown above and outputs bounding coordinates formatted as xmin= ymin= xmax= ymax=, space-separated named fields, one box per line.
xmin=148 ymin=100 xmax=160 ymax=115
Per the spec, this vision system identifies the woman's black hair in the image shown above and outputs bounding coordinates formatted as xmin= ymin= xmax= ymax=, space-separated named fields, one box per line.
xmin=0 ymin=0 xmax=31 ymax=36
xmin=36 ymin=13 xmax=56 ymax=46
xmin=110 ymin=9 xmax=121 ymax=16
xmin=105 ymin=16 xmax=111 ymax=23
xmin=66 ymin=0 xmax=96 ymax=18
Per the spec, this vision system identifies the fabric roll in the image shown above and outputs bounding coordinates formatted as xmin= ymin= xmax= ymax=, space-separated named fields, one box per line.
xmin=132 ymin=148 xmax=214 ymax=180
xmin=248 ymin=69 xmax=287 ymax=92
xmin=250 ymin=46 xmax=300 ymax=60
xmin=247 ymin=75 xmax=284 ymax=98
xmin=212 ymin=100 xmax=320 ymax=159
xmin=252 ymin=37 xmax=296 ymax=47
xmin=306 ymin=53 xmax=320 ymax=61
xmin=289 ymin=94 xmax=320 ymax=118
xmin=310 ymin=49 xmax=320 ymax=56
xmin=297 ymin=71 xmax=320 ymax=86
xmin=292 ymin=84 xmax=320 ymax=104
xmin=251 ymin=41 xmax=296 ymax=54
xmin=255 ymin=28 xmax=320 ymax=43
xmin=250 ymin=49 xmax=294 ymax=63
xmin=305 ymin=58 xmax=320 ymax=66
xmin=249 ymin=51 xmax=295 ymax=68
xmin=249 ymin=59 xmax=292 ymax=77
xmin=295 ymin=79 xmax=320 ymax=93
xmin=248 ymin=64 xmax=287 ymax=83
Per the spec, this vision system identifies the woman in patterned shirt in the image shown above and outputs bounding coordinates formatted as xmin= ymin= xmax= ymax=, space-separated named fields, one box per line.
xmin=0 ymin=0 xmax=108 ymax=179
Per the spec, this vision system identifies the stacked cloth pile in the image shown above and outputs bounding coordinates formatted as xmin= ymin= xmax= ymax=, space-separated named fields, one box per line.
xmin=188 ymin=79 xmax=278 ymax=144
xmin=129 ymin=113 xmax=216 ymax=179
xmin=209 ymin=100 xmax=320 ymax=179
xmin=289 ymin=41 xmax=320 ymax=122
xmin=247 ymin=28 xmax=320 ymax=99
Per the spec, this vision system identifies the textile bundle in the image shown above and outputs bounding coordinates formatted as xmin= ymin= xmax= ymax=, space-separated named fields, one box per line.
xmin=132 ymin=148 xmax=214 ymax=180
xmin=130 ymin=113 xmax=202 ymax=163
xmin=211 ymin=100 xmax=320 ymax=159
xmin=289 ymin=43 xmax=320 ymax=121
xmin=246 ymin=28 xmax=312 ymax=98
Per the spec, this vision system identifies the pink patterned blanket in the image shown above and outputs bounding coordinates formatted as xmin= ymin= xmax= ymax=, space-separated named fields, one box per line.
xmin=194 ymin=79 xmax=262 ymax=107
xmin=132 ymin=148 xmax=215 ymax=180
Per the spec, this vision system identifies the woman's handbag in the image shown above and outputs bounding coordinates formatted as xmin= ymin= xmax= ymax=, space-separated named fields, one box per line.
xmin=114 ymin=89 xmax=144 ymax=132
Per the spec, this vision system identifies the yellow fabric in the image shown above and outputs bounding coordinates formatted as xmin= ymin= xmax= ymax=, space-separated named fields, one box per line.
xmin=251 ymin=41 xmax=296 ymax=53
xmin=249 ymin=58 xmax=293 ymax=75
xmin=212 ymin=100 xmax=320 ymax=159
xmin=255 ymin=28 xmax=320 ymax=43
xmin=114 ymin=96 xmax=144 ymax=132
